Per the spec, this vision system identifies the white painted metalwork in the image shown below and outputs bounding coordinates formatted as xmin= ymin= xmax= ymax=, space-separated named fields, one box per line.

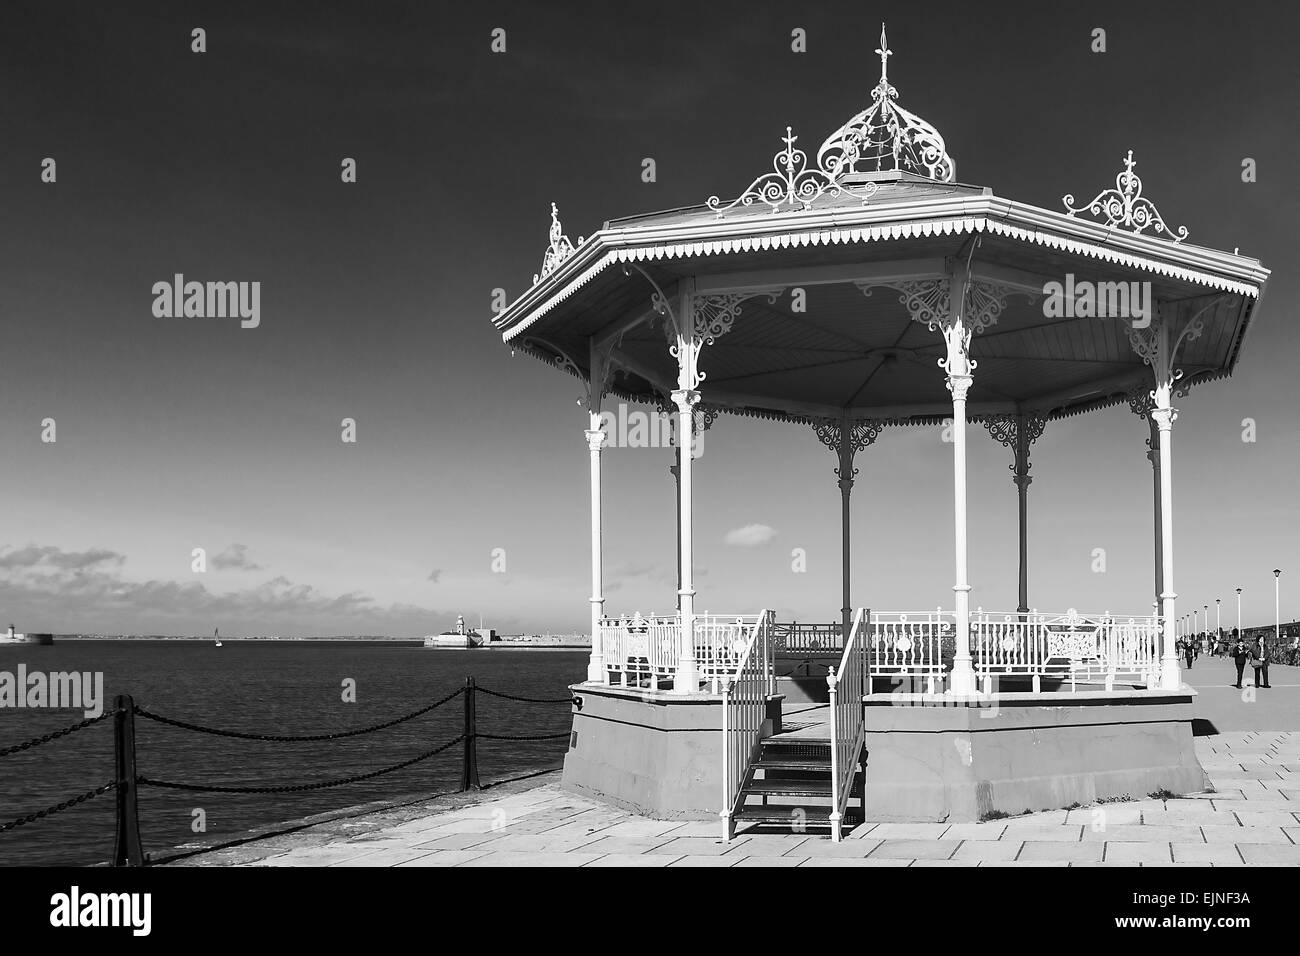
xmin=827 ymin=608 xmax=869 ymax=842
xmin=867 ymin=610 xmax=952 ymax=693
xmin=697 ymin=613 xmax=765 ymax=694
xmin=599 ymin=612 xmax=682 ymax=691
xmin=533 ymin=202 xmax=582 ymax=284
xmin=598 ymin=611 xmax=766 ymax=693
xmin=1064 ymin=150 xmax=1188 ymax=243
xmin=720 ymin=610 xmax=775 ymax=841
xmin=971 ymin=608 xmax=1161 ymax=693
xmin=707 ymin=127 xmax=878 ymax=219
xmin=816 ymin=24 xmax=955 ymax=183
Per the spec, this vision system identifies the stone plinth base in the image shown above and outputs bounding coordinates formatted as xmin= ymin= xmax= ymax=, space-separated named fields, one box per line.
xmin=561 ymin=683 xmax=724 ymax=820
xmin=863 ymin=688 xmax=1208 ymax=822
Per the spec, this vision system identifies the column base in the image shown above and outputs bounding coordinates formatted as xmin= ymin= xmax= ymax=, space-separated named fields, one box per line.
xmin=947 ymin=662 xmax=980 ymax=696
xmin=672 ymin=660 xmax=698 ymax=695
xmin=1159 ymin=657 xmax=1182 ymax=691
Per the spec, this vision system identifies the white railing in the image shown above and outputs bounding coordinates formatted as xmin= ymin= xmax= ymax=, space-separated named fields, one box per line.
xmin=599 ymin=612 xmax=682 ymax=691
xmin=827 ymin=607 xmax=869 ymax=842
xmin=867 ymin=609 xmax=952 ymax=693
xmin=600 ymin=611 xmax=767 ymax=694
xmin=972 ymin=609 xmax=1161 ymax=692
xmin=720 ymin=609 xmax=775 ymax=841
xmin=771 ymin=621 xmax=842 ymax=654
xmin=697 ymin=613 xmax=764 ymax=694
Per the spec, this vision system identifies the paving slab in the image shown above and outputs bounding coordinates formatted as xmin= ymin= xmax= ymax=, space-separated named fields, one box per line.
xmin=1016 ymin=841 xmax=1104 ymax=863
xmin=1171 ymin=843 xmax=1245 ymax=864
xmin=867 ymin=839 xmax=960 ymax=860
xmin=1103 ymin=842 xmax=1173 ymax=863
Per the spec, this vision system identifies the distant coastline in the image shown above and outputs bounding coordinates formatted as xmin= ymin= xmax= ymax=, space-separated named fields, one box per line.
xmin=50 ymin=633 xmax=592 ymax=649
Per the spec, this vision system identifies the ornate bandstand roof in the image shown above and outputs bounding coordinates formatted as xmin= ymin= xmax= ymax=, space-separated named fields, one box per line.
xmin=496 ymin=26 xmax=1269 ymax=429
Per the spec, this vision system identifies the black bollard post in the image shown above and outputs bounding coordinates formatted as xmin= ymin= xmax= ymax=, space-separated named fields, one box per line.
xmin=461 ymin=677 xmax=480 ymax=791
xmin=112 ymin=694 xmax=145 ymax=866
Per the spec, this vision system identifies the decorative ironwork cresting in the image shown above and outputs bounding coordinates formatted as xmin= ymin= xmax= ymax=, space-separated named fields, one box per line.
xmin=534 ymin=202 xmax=583 ymax=284
xmin=816 ymin=24 xmax=956 ymax=183
xmin=707 ymin=127 xmax=879 ymax=218
xmin=1063 ymin=150 xmax=1189 ymax=243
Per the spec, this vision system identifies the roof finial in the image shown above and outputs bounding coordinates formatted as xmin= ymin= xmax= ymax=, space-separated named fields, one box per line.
xmin=875 ymin=23 xmax=892 ymax=84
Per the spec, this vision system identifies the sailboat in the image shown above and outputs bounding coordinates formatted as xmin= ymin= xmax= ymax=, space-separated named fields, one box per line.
xmin=214 ymin=627 xmax=223 ymax=648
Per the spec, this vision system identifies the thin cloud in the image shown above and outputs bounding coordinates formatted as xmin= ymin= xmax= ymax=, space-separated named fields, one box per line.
xmin=724 ymin=524 xmax=778 ymax=548
xmin=211 ymin=544 xmax=263 ymax=571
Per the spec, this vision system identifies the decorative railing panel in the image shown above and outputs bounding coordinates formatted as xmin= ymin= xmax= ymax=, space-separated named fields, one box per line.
xmin=972 ymin=609 xmax=1160 ymax=691
xmin=697 ymin=614 xmax=763 ymax=694
xmin=771 ymin=621 xmax=842 ymax=654
xmin=600 ymin=613 xmax=682 ymax=691
xmin=867 ymin=610 xmax=952 ymax=693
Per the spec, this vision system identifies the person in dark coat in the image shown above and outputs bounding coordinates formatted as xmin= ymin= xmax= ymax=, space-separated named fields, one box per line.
xmin=1251 ymin=635 xmax=1271 ymax=688
xmin=1231 ymin=632 xmax=1249 ymax=689
xmin=1183 ymin=637 xmax=1195 ymax=670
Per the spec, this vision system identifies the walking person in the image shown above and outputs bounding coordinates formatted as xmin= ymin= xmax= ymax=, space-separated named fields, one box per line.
xmin=1252 ymin=634 xmax=1271 ymax=689
xmin=1183 ymin=636 xmax=1194 ymax=670
xmin=1231 ymin=631 xmax=1249 ymax=689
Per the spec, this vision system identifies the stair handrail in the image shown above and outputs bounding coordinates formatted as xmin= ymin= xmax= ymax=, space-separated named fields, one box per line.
xmin=719 ymin=609 xmax=775 ymax=842
xmin=827 ymin=606 xmax=868 ymax=842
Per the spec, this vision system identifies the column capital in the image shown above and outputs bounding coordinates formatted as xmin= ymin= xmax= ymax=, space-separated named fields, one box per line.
xmin=837 ymin=476 xmax=855 ymax=494
xmin=1150 ymin=405 xmax=1177 ymax=431
xmin=670 ymin=388 xmax=700 ymax=409
xmin=946 ymin=372 xmax=973 ymax=402
xmin=584 ymin=427 xmax=607 ymax=452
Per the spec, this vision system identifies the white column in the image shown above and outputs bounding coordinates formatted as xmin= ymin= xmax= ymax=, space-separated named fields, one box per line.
xmin=944 ymin=314 xmax=978 ymax=696
xmin=585 ymin=418 xmax=607 ymax=684
xmin=1151 ymin=390 xmax=1181 ymax=690
xmin=672 ymin=281 xmax=700 ymax=695
xmin=673 ymin=385 xmax=699 ymax=693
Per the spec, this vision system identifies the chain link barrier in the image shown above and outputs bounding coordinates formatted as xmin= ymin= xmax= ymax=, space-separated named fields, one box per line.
xmin=0 ymin=782 xmax=116 ymax=833
xmin=1 ymin=678 xmax=572 ymax=855
xmin=0 ymin=710 xmax=116 ymax=759
xmin=133 ymin=685 xmax=465 ymax=741
xmin=138 ymin=735 xmax=466 ymax=794
xmin=476 ymin=686 xmax=576 ymax=705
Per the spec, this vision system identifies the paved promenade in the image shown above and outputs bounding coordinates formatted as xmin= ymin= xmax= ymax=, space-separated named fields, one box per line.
xmin=171 ymin=657 xmax=1300 ymax=867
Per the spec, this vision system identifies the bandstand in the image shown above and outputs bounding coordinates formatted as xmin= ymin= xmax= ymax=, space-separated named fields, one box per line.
xmin=493 ymin=27 xmax=1270 ymax=838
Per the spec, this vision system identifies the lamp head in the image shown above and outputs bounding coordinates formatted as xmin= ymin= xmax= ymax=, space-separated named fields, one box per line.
xmin=1237 ymin=587 xmax=1243 ymax=595
xmin=1275 ymin=569 xmax=1282 ymax=578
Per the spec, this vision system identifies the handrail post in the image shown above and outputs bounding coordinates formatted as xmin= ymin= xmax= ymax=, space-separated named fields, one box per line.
xmin=720 ymin=679 xmax=732 ymax=842
xmin=827 ymin=666 xmax=840 ymax=842
xmin=461 ymin=677 xmax=480 ymax=791
xmin=112 ymin=694 xmax=144 ymax=867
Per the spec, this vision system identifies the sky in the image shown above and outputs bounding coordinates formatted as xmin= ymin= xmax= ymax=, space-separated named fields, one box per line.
xmin=0 ymin=0 xmax=1297 ymax=637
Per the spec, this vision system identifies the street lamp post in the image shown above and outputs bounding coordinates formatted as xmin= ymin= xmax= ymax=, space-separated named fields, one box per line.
xmin=1236 ymin=587 xmax=1242 ymax=640
xmin=1216 ymin=598 xmax=1221 ymax=638
xmin=1275 ymin=569 xmax=1282 ymax=645
xmin=1204 ymin=604 xmax=1209 ymax=648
